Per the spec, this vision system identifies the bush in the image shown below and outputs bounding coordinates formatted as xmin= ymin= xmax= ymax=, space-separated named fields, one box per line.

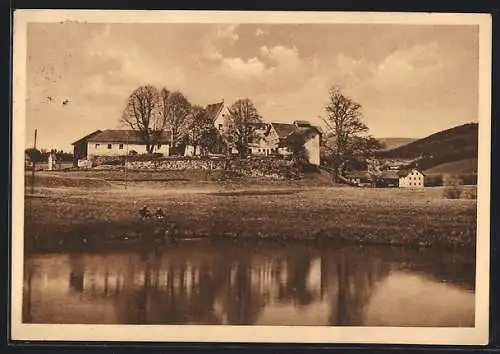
xmin=463 ymin=187 xmax=478 ymax=200
xmin=442 ymin=174 xmax=464 ymax=199
xmin=424 ymin=174 xmax=443 ymax=187
xmin=442 ymin=186 xmax=462 ymax=199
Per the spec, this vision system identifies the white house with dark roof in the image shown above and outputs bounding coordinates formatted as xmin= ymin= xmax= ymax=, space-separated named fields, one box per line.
xmin=345 ymin=168 xmax=425 ymax=188
xmin=211 ymin=102 xmax=322 ymax=165
xmin=398 ymin=168 xmax=425 ymax=188
xmin=72 ymin=130 xmax=171 ymax=164
xmin=72 ymin=100 xmax=322 ymax=166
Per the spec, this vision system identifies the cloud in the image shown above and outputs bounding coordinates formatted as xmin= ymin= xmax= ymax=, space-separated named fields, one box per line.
xmin=260 ymin=45 xmax=302 ymax=68
xmin=216 ymin=24 xmax=240 ymax=42
xmin=220 ymin=56 xmax=266 ymax=78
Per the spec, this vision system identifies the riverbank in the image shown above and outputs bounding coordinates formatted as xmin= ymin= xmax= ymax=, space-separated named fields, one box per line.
xmin=22 ymin=173 xmax=478 ymax=252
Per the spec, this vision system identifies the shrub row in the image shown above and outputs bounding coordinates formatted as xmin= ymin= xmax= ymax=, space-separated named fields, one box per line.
xmin=425 ymin=173 xmax=477 ymax=187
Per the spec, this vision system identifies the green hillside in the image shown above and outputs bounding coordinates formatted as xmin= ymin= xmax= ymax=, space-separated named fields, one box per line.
xmin=376 ymin=123 xmax=478 ymax=170
xmin=424 ymin=158 xmax=478 ymax=175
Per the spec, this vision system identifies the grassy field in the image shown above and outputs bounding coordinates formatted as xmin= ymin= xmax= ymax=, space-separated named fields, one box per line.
xmin=424 ymin=158 xmax=478 ymax=175
xmin=23 ymin=171 xmax=478 ymax=252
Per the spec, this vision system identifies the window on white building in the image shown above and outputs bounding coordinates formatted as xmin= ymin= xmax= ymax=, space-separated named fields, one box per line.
xmin=95 ymin=144 xmax=100 ymax=148
xmin=119 ymin=144 xmax=124 ymax=149
xmin=107 ymin=144 xmax=112 ymax=149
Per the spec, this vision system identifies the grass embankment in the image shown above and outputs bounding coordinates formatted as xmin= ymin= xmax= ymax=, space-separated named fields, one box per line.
xmin=23 ymin=171 xmax=478 ymax=252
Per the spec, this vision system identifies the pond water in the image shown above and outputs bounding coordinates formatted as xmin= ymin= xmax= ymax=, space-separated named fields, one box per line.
xmin=22 ymin=241 xmax=475 ymax=327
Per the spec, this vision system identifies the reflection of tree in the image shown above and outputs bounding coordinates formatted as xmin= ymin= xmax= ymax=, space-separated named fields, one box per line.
xmin=22 ymin=264 xmax=33 ymax=323
xmin=44 ymin=244 xmax=474 ymax=326
xmin=324 ymin=251 xmax=390 ymax=326
xmin=68 ymin=253 xmax=85 ymax=293
xmin=278 ymin=252 xmax=315 ymax=306
xmin=221 ymin=259 xmax=265 ymax=325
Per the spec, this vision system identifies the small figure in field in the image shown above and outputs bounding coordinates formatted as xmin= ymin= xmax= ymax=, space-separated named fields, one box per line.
xmin=139 ymin=205 xmax=151 ymax=219
xmin=155 ymin=207 xmax=166 ymax=219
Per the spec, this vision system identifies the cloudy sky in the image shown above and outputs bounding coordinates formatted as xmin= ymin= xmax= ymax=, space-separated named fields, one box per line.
xmin=25 ymin=22 xmax=479 ymax=151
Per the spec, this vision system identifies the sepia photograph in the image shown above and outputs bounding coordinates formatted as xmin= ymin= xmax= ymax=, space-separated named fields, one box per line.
xmin=11 ymin=10 xmax=491 ymax=345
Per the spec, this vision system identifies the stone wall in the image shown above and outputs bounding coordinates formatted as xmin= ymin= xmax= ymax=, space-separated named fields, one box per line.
xmin=228 ymin=156 xmax=298 ymax=179
xmin=90 ymin=154 xmax=298 ymax=180
xmin=126 ymin=156 xmax=226 ymax=170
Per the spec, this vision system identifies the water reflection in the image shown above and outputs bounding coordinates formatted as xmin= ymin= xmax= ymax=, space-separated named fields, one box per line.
xmin=23 ymin=242 xmax=475 ymax=326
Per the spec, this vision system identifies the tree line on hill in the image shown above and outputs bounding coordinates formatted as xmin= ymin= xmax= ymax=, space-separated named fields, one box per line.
xmin=375 ymin=123 xmax=478 ymax=171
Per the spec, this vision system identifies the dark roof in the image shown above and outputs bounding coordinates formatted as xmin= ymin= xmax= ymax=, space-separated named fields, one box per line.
xmin=86 ymin=130 xmax=171 ymax=144
xmin=397 ymin=168 xmax=425 ymax=177
xmin=205 ymin=101 xmax=224 ymax=123
xmin=250 ymin=122 xmax=271 ymax=130
xmin=71 ymin=130 xmax=102 ymax=145
xmin=345 ymin=171 xmax=369 ymax=179
xmin=381 ymin=170 xmax=400 ymax=180
xmin=271 ymin=123 xmax=297 ymax=139
xmin=293 ymin=120 xmax=312 ymax=128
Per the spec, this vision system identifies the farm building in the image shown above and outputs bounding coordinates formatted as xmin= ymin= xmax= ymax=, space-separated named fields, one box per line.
xmin=345 ymin=171 xmax=371 ymax=186
xmin=210 ymin=101 xmax=321 ymax=165
xmin=398 ymin=168 xmax=425 ymax=188
xmin=72 ymin=101 xmax=322 ymax=166
xmin=72 ymin=129 xmax=171 ymax=166
xmin=345 ymin=168 xmax=425 ymax=188
xmin=71 ymin=130 xmax=102 ymax=167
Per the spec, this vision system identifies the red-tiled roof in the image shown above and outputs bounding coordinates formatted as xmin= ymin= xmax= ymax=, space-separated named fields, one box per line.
xmin=86 ymin=130 xmax=171 ymax=144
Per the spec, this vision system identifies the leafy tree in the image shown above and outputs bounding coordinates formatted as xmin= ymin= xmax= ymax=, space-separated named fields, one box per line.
xmin=286 ymin=131 xmax=310 ymax=166
xmin=223 ymin=99 xmax=263 ymax=158
xmin=366 ymin=158 xmax=384 ymax=187
xmin=25 ymin=148 xmax=42 ymax=163
xmin=121 ymin=85 xmax=163 ymax=154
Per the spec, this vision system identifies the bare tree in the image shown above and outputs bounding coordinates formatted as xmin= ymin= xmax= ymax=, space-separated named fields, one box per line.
xmin=224 ymin=99 xmax=263 ymax=158
xmin=121 ymin=85 xmax=162 ymax=154
xmin=321 ymin=86 xmax=382 ymax=178
xmin=323 ymin=86 xmax=368 ymax=157
xmin=162 ymin=91 xmax=192 ymax=155
xmin=185 ymin=105 xmax=209 ymax=155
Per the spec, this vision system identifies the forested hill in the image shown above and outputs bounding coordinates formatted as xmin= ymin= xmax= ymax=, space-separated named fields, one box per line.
xmin=377 ymin=138 xmax=416 ymax=150
xmin=375 ymin=123 xmax=478 ymax=170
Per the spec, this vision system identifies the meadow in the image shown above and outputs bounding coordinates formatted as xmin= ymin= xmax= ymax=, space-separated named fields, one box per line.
xmin=23 ymin=171 xmax=478 ymax=252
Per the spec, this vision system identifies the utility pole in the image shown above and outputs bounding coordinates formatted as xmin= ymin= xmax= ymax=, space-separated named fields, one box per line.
xmin=30 ymin=129 xmax=37 ymax=195
xmin=125 ymin=131 xmax=128 ymax=190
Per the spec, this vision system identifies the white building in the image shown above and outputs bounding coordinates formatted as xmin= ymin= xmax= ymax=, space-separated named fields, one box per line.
xmin=72 ymin=130 xmax=171 ymax=164
xmin=398 ymin=168 xmax=425 ymax=188
xmin=210 ymin=102 xmax=322 ymax=165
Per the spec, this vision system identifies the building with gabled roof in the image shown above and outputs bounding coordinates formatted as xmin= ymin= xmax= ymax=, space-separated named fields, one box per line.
xmin=194 ymin=101 xmax=322 ymax=165
xmin=397 ymin=168 xmax=425 ymax=188
xmin=71 ymin=129 xmax=102 ymax=167
xmin=72 ymin=129 xmax=171 ymax=165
